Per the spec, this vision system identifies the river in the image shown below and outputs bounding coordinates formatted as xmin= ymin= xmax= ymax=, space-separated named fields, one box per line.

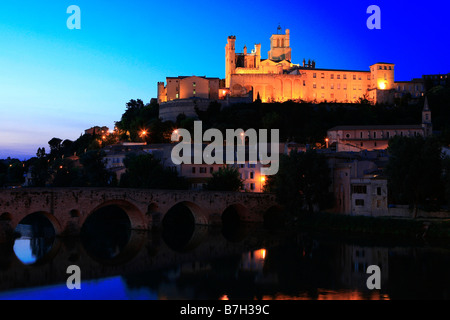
xmin=0 ymin=208 xmax=449 ymax=300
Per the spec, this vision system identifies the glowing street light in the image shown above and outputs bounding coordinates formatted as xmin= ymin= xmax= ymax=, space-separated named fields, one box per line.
xmin=172 ymin=129 xmax=179 ymax=142
xmin=325 ymin=137 xmax=329 ymax=149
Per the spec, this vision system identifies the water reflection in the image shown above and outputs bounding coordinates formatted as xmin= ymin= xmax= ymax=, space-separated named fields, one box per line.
xmin=2 ymin=220 xmax=450 ymax=299
xmin=81 ymin=205 xmax=131 ymax=260
xmin=13 ymin=213 xmax=57 ymax=265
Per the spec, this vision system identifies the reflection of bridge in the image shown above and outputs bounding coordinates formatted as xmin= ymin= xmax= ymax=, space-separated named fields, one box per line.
xmin=0 ymin=225 xmax=279 ymax=294
xmin=0 ymin=188 xmax=279 ymax=239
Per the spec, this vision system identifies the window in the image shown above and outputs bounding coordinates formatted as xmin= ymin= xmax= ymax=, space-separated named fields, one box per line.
xmin=337 ymin=83 xmax=341 ymax=90
xmin=175 ymin=93 xmax=179 ymax=99
xmin=353 ymin=75 xmax=356 ymax=80
xmin=193 ymin=82 xmax=196 ymax=87
xmin=355 ymin=199 xmax=365 ymax=206
xmin=250 ymin=171 xmax=254 ymax=179
xmin=192 ymin=167 xmax=196 ymax=174
xmin=343 ymin=74 xmax=347 ymax=80
xmin=321 ymin=73 xmax=325 ymax=79
xmin=374 ymin=132 xmax=376 ymax=138
xmin=386 ymin=132 xmax=390 ymax=139
xmin=337 ymin=75 xmax=341 ymax=79
xmin=200 ymin=167 xmax=207 ymax=173
xmin=250 ymin=183 xmax=255 ymax=190
xmin=377 ymin=187 xmax=382 ymax=196
xmin=331 ymin=74 xmax=334 ymax=79
xmin=352 ymin=185 xmax=367 ymax=194
xmin=210 ymin=167 xmax=214 ymax=173
xmin=331 ymin=84 xmax=334 ymax=89
xmin=321 ymin=84 xmax=325 ymax=89
xmin=303 ymin=80 xmax=306 ymax=86
xmin=193 ymin=89 xmax=196 ymax=95
xmin=313 ymin=83 xmax=316 ymax=88
xmin=313 ymin=73 xmax=316 ymax=78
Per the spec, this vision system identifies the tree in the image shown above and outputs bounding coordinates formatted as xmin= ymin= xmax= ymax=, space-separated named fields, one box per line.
xmin=79 ymin=150 xmax=111 ymax=187
xmin=385 ymin=135 xmax=443 ymax=216
xmin=120 ymin=153 xmax=187 ymax=189
xmin=265 ymin=149 xmax=332 ymax=213
xmin=30 ymin=148 xmax=50 ymax=187
xmin=48 ymin=137 xmax=63 ymax=155
xmin=205 ymin=165 xmax=243 ymax=192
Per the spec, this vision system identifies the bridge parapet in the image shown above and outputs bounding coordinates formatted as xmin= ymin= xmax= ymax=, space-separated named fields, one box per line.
xmin=0 ymin=188 xmax=279 ymax=241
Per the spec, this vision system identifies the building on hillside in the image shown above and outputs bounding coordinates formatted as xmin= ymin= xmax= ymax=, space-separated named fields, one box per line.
xmin=326 ymin=98 xmax=432 ymax=152
xmin=85 ymin=126 xmax=109 ymax=136
xmin=225 ymin=28 xmax=424 ymax=104
xmin=423 ymin=72 xmax=450 ymax=89
xmin=157 ymin=76 xmax=222 ymax=122
xmin=103 ymin=142 xmax=272 ymax=192
xmin=327 ymin=151 xmax=389 ymax=217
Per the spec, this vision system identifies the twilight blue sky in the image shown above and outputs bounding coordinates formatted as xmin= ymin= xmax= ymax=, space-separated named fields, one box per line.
xmin=1 ymin=0 xmax=449 ymax=159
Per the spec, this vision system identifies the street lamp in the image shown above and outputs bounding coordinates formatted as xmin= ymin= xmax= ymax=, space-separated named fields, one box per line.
xmin=260 ymin=175 xmax=266 ymax=192
xmin=325 ymin=137 xmax=329 ymax=149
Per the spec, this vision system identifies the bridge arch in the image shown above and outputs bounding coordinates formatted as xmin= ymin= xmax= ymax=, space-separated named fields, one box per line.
xmin=163 ymin=201 xmax=209 ymax=226
xmin=14 ymin=211 xmax=63 ymax=236
xmin=86 ymin=199 xmax=146 ymax=230
xmin=222 ymin=203 xmax=250 ymax=225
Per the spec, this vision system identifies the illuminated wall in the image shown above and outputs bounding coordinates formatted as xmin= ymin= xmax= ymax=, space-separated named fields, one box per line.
xmin=224 ymin=30 xmax=423 ymax=104
xmin=157 ymin=76 xmax=220 ymax=103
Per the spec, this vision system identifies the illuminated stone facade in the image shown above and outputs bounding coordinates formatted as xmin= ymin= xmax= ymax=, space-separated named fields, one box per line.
xmin=226 ymin=29 xmax=424 ymax=104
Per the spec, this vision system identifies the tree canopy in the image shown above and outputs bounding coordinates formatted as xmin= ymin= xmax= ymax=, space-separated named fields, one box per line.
xmin=385 ymin=135 xmax=444 ymax=214
xmin=119 ymin=153 xmax=188 ymax=190
xmin=264 ymin=149 xmax=332 ymax=213
xmin=205 ymin=165 xmax=243 ymax=192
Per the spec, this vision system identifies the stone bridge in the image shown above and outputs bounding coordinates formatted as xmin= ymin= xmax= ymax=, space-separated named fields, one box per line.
xmin=0 ymin=188 xmax=280 ymax=239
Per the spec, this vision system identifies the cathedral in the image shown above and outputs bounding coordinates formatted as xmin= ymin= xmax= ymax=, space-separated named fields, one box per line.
xmin=157 ymin=28 xmax=425 ymax=121
xmin=225 ymin=28 xmax=423 ymax=104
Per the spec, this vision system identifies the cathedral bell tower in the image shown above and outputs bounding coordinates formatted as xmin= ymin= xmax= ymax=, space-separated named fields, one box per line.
xmin=422 ymin=96 xmax=432 ymax=137
xmin=225 ymin=36 xmax=236 ymax=88
xmin=268 ymin=27 xmax=291 ymax=62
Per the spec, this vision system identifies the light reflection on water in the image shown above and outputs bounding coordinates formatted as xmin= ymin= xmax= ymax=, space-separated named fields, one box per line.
xmin=3 ymin=222 xmax=450 ymax=299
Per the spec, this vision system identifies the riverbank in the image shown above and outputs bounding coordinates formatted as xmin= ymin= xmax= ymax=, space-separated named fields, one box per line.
xmin=291 ymin=211 xmax=450 ymax=240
